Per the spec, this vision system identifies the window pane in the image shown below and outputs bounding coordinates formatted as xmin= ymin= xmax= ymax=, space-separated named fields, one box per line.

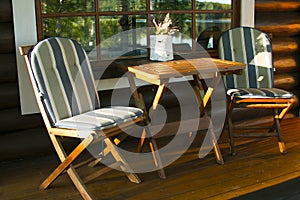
xmin=196 ymin=13 xmax=231 ymax=50
xmin=150 ymin=13 xmax=191 ymax=37
xmin=99 ymin=0 xmax=146 ymax=11
xmin=41 ymin=0 xmax=95 ymax=13
xmin=38 ymin=0 xmax=235 ymax=61
xmin=100 ymin=15 xmax=147 ymax=60
xmin=150 ymin=13 xmax=192 ymax=51
xmin=43 ymin=17 xmax=96 ymax=52
xmin=172 ymin=14 xmax=192 ymax=51
xmin=151 ymin=0 xmax=192 ymax=10
xmin=196 ymin=0 xmax=231 ymax=10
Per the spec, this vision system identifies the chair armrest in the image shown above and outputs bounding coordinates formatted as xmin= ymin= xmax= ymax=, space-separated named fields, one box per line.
xmin=19 ymin=45 xmax=34 ymax=56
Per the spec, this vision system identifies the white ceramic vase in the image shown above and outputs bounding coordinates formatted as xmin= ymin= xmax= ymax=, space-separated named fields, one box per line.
xmin=149 ymin=35 xmax=173 ymax=62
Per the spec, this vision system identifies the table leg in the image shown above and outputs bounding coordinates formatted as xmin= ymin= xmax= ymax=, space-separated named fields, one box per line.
xmin=152 ymin=84 xmax=167 ymax=110
xmin=127 ymin=73 xmax=166 ymax=179
xmin=193 ymin=74 xmax=224 ymax=165
xmin=148 ymin=83 xmax=168 ymax=179
xmin=127 ymin=73 xmax=148 ymax=114
xmin=202 ymin=72 xmax=222 ymax=108
xmin=192 ymin=75 xmax=205 ymax=114
xmin=208 ymin=120 xmax=224 ymax=165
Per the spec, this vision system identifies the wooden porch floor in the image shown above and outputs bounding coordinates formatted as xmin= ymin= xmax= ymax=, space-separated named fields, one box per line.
xmin=1 ymin=117 xmax=300 ymax=200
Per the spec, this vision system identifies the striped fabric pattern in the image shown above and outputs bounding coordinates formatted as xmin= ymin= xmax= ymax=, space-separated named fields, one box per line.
xmin=227 ymin=88 xmax=294 ymax=98
xmin=55 ymin=106 xmax=143 ymax=131
xmin=218 ymin=27 xmax=273 ymax=89
xmin=30 ymin=37 xmax=143 ymax=131
xmin=30 ymin=37 xmax=100 ymax=123
xmin=218 ymin=27 xmax=294 ymax=99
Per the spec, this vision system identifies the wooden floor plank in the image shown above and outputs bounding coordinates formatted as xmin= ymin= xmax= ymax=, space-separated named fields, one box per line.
xmin=1 ymin=117 xmax=300 ymax=200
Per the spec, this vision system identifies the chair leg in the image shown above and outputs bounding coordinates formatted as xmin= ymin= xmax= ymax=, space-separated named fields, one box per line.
xmin=40 ymin=134 xmax=94 ymax=200
xmin=66 ymin=166 xmax=94 ymax=200
xmin=88 ymin=145 xmax=110 ymax=167
xmin=273 ymin=109 xmax=287 ymax=154
xmin=225 ymin=99 xmax=236 ymax=156
xmin=227 ymin=117 xmax=236 ymax=156
xmin=103 ymin=138 xmax=141 ymax=183
xmin=84 ymin=162 xmax=122 ymax=184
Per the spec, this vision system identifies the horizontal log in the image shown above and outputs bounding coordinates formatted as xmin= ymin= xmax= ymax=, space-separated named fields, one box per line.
xmin=0 ymin=127 xmax=83 ymax=161
xmin=257 ymin=24 xmax=300 ymax=37
xmin=274 ymin=55 xmax=300 ymax=73
xmin=0 ymin=53 xmax=17 ymax=82
xmin=272 ymin=38 xmax=300 ymax=54
xmin=256 ymin=12 xmax=300 ymax=27
xmin=290 ymin=88 xmax=300 ymax=106
xmin=255 ymin=1 xmax=300 ymax=12
xmin=0 ymin=83 xmax=19 ymax=109
xmin=274 ymin=73 xmax=299 ymax=90
xmin=0 ymin=127 xmax=52 ymax=161
xmin=0 ymin=0 xmax=12 ymax=23
xmin=0 ymin=108 xmax=44 ymax=134
xmin=0 ymin=23 xmax=15 ymax=53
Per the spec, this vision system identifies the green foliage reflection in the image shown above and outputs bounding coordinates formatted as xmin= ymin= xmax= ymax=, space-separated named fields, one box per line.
xmin=41 ymin=0 xmax=94 ymax=13
xmin=40 ymin=0 xmax=232 ymax=54
xmin=43 ymin=17 xmax=96 ymax=52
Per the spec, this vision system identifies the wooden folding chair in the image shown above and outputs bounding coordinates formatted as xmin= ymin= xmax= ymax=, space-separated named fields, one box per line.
xmin=218 ymin=27 xmax=295 ymax=155
xmin=19 ymin=37 xmax=144 ymax=200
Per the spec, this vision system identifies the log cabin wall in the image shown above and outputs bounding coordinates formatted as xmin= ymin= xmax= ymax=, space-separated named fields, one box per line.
xmin=0 ymin=0 xmax=53 ymax=161
xmin=1 ymin=0 xmax=299 ymax=161
xmin=255 ymin=0 xmax=300 ymax=113
xmin=230 ymin=0 xmax=300 ymax=124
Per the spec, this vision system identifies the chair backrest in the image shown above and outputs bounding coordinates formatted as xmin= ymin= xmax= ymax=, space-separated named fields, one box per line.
xmin=30 ymin=37 xmax=100 ymax=124
xmin=218 ymin=27 xmax=274 ymax=89
xmin=197 ymin=26 xmax=222 ymax=49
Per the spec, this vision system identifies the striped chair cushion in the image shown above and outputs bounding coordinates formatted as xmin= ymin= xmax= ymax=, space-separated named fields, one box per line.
xmin=218 ymin=27 xmax=274 ymax=89
xmin=30 ymin=37 xmax=100 ymax=124
xmin=55 ymin=106 xmax=143 ymax=136
xmin=227 ymin=88 xmax=294 ymax=99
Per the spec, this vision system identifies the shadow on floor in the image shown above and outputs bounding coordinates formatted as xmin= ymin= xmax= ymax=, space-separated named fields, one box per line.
xmin=232 ymin=177 xmax=300 ymax=200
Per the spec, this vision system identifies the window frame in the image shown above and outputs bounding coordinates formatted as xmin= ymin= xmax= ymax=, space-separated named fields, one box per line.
xmin=35 ymin=0 xmax=240 ymax=71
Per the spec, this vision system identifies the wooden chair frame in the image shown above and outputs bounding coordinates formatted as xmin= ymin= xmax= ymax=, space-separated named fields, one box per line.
xmin=19 ymin=45 xmax=142 ymax=200
xmin=226 ymin=95 xmax=295 ymax=155
xmin=218 ymin=26 xmax=296 ymax=155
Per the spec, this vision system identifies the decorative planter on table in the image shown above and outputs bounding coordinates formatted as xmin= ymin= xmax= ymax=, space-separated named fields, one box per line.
xmin=149 ymin=35 xmax=173 ymax=61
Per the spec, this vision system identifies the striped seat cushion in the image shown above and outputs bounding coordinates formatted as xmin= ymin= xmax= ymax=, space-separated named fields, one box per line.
xmin=30 ymin=37 xmax=100 ymax=124
xmin=227 ymin=88 xmax=294 ymax=99
xmin=30 ymin=37 xmax=144 ymax=135
xmin=55 ymin=106 xmax=143 ymax=134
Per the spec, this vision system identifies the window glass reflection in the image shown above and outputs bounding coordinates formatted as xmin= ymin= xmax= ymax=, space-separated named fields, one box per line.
xmin=196 ymin=13 xmax=231 ymax=50
xmin=150 ymin=13 xmax=192 ymax=37
xmin=39 ymin=0 xmax=234 ymax=60
xmin=151 ymin=0 xmax=192 ymax=10
xmin=149 ymin=13 xmax=192 ymax=51
xmin=99 ymin=0 xmax=146 ymax=11
xmin=43 ymin=17 xmax=96 ymax=52
xmin=100 ymin=15 xmax=147 ymax=60
xmin=41 ymin=0 xmax=95 ymax=13
xmin=196 ymin=0 xmax=231 ymax=10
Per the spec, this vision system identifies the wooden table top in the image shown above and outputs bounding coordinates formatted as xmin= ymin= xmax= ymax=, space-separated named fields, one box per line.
xmin=114 ymin=57 xmax=246 ymax=84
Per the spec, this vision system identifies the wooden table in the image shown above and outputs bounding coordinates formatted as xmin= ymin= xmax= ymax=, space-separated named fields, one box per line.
xmin=114 ymin=57 xmax=246 ymax=178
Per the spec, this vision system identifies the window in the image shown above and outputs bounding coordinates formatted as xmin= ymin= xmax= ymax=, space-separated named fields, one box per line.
xmin=35 ymin=0 xmax=240 ymax=65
